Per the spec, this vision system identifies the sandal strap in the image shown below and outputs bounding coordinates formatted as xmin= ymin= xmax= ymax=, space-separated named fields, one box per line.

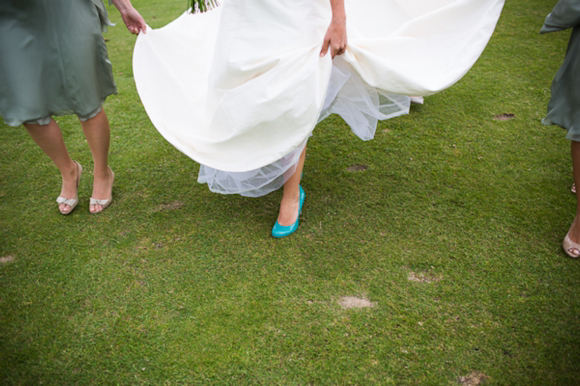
xmin=56 ymin=196 xmax=78 ymax=206
xmin=90 ymin=197 xmax=110 ymax=206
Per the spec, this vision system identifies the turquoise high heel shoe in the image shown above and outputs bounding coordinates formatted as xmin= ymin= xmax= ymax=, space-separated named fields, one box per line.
xmin=272 ymin=185 xmax=305 ymax=238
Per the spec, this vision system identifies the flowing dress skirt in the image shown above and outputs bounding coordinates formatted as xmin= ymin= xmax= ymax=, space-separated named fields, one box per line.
xmin=133 ymin=0 xmax=504 ymax=196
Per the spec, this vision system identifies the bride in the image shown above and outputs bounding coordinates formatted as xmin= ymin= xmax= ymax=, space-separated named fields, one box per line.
xmin=133 ymin=0 xmax=504 ymax=237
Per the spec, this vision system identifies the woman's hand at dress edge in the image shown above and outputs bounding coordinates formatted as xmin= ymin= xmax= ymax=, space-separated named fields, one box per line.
xmin=320 ymin=17 xmax=347 ymax=58
xmin=120 ymin=8 xmax=147 ymax=35
xmin=111 ymin=0 xmax=146 ymax=34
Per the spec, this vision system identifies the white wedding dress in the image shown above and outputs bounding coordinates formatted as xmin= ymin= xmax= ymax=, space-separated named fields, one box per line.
xmin=133 ymin=0 xmax=504 ymax=196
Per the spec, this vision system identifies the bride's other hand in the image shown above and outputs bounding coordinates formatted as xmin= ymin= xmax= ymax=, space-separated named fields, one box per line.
xmin=320 ymin=0 xmax=346 ymax=58
xmin=320 ymin=19 xmax=347 ymax=58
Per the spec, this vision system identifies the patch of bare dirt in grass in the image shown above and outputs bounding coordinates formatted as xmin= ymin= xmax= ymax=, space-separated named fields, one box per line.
xmin=458 ymin=371 xmax=489 ymax=385
xmin=155 ymin=201 xmax=184 ymax=212
xmin=407 ymin=270 xmax=442 ymax=283
xmin=346 ymin=164 xmax=368 ymax=172
xmin=0 ymin=255 xmax=15 ymax=264
xmin=493 ymin=113 xmax=515 ymax=121
xmin=338 ymin=296 xmax=375 ymax=309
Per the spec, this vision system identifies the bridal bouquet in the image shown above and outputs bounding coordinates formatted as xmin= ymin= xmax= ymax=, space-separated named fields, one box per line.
xmin=188 ymin=0 xmax=219 ymax=13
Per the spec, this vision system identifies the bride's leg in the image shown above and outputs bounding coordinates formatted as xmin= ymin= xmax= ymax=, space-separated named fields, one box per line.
xmin=277 ymin=147 xmax=307 ymax=226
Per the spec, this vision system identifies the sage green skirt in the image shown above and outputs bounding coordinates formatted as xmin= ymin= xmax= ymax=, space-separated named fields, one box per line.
xmin=0 ymin=0 xmax=117 ymax=127
xmin=541 ymin=1 xmax=580 ymax=141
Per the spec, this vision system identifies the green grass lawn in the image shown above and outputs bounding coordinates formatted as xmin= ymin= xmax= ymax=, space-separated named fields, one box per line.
xmin=2 ymin=0 xmax=579 ymax=384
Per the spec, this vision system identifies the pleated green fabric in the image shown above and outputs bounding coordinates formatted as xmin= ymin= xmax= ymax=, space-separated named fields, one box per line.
xmin=0 ymin=0 xmax=117 ymax=126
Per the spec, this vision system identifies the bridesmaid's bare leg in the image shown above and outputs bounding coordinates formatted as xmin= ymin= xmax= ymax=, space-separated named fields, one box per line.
xmin=563 ymin=141 xmax=580 ymax=257
xmin=24 ymin=119 xmax=79 ymax=213
xmin=277 ymin=147 xmax=307 ymax=226
xmin=81 ymin=108 xmax=114 ymax=213
xmin=568 ymin=141 xmax=580 ymax=245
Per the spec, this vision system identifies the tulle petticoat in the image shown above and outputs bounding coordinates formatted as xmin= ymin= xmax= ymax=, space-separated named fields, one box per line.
xmin=198 ymin=58 xmax=411 ymax=197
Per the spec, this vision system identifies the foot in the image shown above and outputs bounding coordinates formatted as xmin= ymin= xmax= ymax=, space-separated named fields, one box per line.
xmin=277 ymin=190 xmax=301 ymax=226
xmin=272 ymin=186 xmax=305 ymax=238
xmin=90 ymin=167 xmax=114 ymax=213
xmin=564 ymin=218 xmax=580 ymax=258
xmin=57 ymin=161 xmax=82 ymax=214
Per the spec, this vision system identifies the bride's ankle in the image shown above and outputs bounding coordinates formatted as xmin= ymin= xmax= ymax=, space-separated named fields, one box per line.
xmin=278 ymin=198 xmax=299 ymax=220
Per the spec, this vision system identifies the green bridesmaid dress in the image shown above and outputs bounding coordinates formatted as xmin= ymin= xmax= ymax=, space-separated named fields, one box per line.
xmin=0 ymin=0 xmax=117 ymax=126
xmin=542 ymin=0 xmax=580 ymax=140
